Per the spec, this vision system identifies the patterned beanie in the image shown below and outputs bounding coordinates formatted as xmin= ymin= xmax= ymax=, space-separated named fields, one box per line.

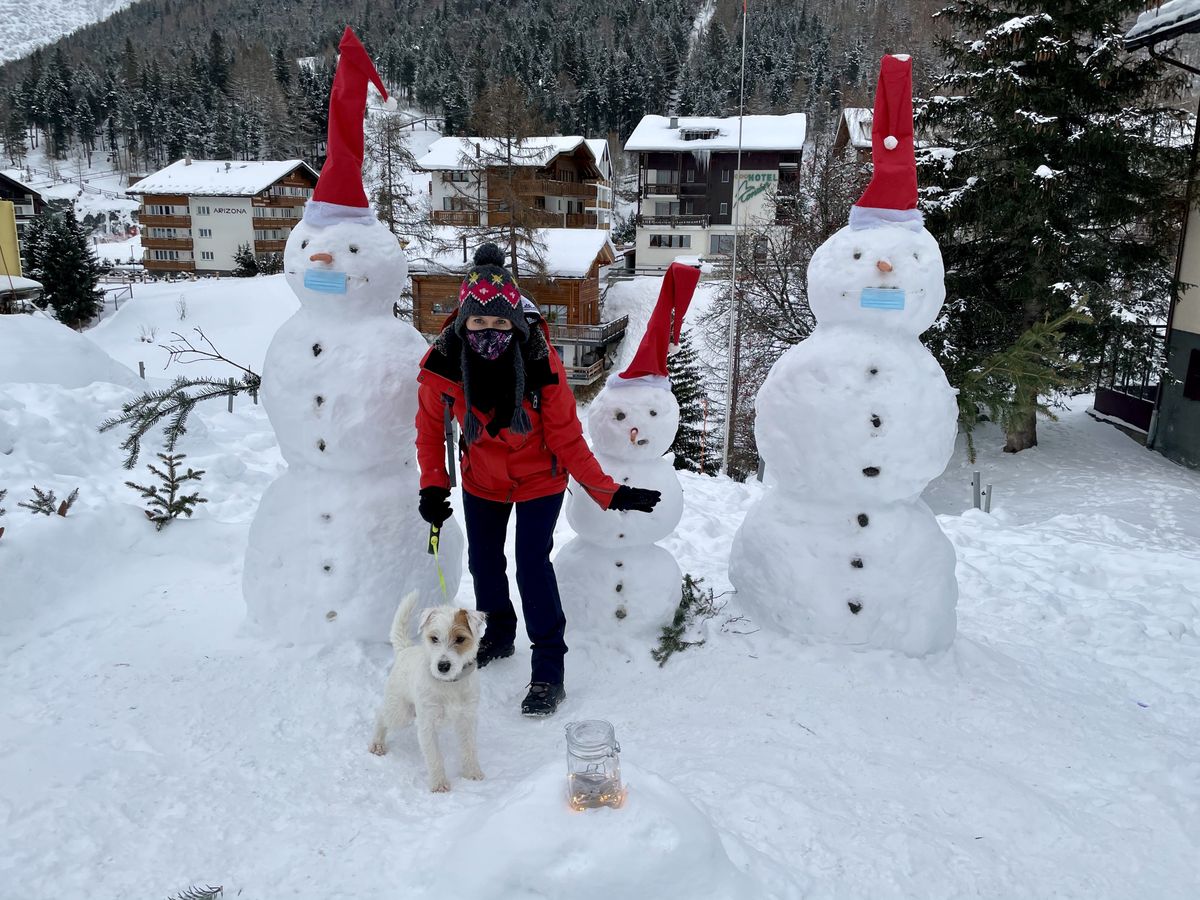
xmin=455 ymin=243 xmax=530 ymax=339
xmin=456 ymin=243 xmax=532 ymax=443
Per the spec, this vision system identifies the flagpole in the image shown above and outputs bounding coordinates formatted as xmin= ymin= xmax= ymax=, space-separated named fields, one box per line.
xmin=721 ymin=0 xmax=749 ymax=476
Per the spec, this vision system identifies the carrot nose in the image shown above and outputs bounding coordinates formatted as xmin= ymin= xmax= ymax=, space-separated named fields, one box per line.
xmin=309 ymin=252 xmax=333 ymax=264
xmin=629 ymin=427 xmax=639 ymax=444
xmin=876 ymin=259 xmax=893 ymax=273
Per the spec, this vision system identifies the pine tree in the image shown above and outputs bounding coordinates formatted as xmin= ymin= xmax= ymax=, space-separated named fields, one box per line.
xmin=668 ymin=332 xmax=715 ymax=475
xmin=920 ymin=2 xmax=1189 ymax=452
xmin=126 ymin=452 xmax=208 ymax=530
xmin=28 ymin=209 xmax=104 ymax=328
xmin=232 ymin=242 xmax=259 ymax=277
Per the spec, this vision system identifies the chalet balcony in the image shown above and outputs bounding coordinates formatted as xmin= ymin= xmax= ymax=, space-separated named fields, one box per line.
xmin=142 ymin=237 xmax=194 ymax=251
xmin=139 ymin=213 xmax=192 ymax=229
xmin=514 ymin=178 xmax=598 ymax=199
xmin=252 ymin=216 xmax=298 ymax=230
xmin=636 ymin=214 xmax=710 ymax=228
xmin=142 ymin=256 xmax=196 ymax=272
xmin=564 ymin=358 xmax=607 ymax=386
xmin=12 ymin=203 xmax=36 ymax=217
xmin=255 ymin=240 xmax=287 ymax=253
xmin=433 ymin=210 xmax=482 ymax=226
xmin=547 ymin=316 xmax=628 ymax=347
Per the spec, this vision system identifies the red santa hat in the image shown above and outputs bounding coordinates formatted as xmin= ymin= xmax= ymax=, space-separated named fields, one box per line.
xmin=850 ymin=54 xmax=922 ymax=231
xmin=304 ymin=27 xmax=396 ymax=227
xmin=611 ymin=262 xmax=701 ymax=390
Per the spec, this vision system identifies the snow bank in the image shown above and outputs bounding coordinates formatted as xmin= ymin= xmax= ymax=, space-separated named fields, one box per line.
xmin=0 ymin=315 xmax=140 ymax=389
xmin=411 ymin=763 xmax=760 ymax=899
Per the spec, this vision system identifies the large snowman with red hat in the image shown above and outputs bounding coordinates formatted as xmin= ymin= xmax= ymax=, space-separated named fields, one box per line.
xmin=556 ymin=263 xmax=701 ymax=638
xmin=729 ymin=55 xmax=959 ymax=657
xmin=243 ymin=28 xmax=463 ymax=643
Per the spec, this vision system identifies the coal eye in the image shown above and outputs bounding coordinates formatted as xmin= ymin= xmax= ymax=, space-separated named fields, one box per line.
xmin=349 ymin=244 xmax=360 ymax=254
xmin=649 ymin=410 xmax=657 ymax=417
xmin=853 ymin=251 xmax=862 ymax=260
xmin=615 ymin=411 xmax=626 ymax=421
xmin=301 ymin=239 xmax=309 ymax=249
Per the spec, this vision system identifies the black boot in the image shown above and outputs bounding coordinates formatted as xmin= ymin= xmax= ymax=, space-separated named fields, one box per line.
xmin=476 ymin=638 xmax=515 ymax=669
xmin=521 ymin=682 xmax=566 ymax=717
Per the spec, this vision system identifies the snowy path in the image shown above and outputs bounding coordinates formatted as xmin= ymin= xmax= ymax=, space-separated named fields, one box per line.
xmin=2 ymin=287 xmax=1199 ymax=896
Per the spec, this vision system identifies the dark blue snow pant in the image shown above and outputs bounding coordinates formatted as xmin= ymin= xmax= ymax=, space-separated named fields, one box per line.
xmin=461 ymin=489 xmax=567 ymax=685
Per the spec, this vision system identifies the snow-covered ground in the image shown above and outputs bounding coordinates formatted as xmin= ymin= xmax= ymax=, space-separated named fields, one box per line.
xmin=0 ymin=0 xmax=137 ymax=64
xmin=2 ymin=275 xmax=1199 ymax=898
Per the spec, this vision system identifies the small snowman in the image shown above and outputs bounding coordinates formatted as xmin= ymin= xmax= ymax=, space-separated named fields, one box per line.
xmin=729 ymin=55 xmax=959 ymax=656
xmin=557 ymin=263 xmax=701 ymax=637
xmin=243 ymin=28 xmax=463 ymax=643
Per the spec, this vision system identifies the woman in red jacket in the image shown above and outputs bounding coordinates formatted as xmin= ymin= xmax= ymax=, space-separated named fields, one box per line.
xmin=416 ymin=244 xmax=660 ymax=717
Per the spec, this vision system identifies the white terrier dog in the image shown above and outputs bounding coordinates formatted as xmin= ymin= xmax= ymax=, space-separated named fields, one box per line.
xmin=369 ymin=591 xmax=487 ymax=792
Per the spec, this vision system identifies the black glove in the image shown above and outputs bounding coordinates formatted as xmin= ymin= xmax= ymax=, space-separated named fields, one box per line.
xmin=609 ymin=485 xmax=661 ymax=513
xmin=419 ymin=486 xmax=452 ymax=526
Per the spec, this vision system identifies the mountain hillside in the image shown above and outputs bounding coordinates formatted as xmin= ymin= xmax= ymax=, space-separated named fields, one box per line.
xmin=0 ymin=0 xmax=140 ymax=65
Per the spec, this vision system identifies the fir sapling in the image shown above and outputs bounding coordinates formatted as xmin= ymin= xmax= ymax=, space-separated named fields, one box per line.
xmin=165 ymin=886 xmax=223 ymax=900
xmin=651 ymin=574 xmax=724 ymax=667
xmin=56 ymin=487 xmax=79 ymax=517
xmin=19 ymin=486 xmax=59 ymax=516
xmin=126 ymin=452 xmax=207 ymax=530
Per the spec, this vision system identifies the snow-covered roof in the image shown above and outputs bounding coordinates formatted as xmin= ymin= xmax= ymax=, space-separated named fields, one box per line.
xmin=416 ymin=137 xmax=601 ymax=172
xmin=407 ymin=228 xmax=616 ymax=278
xmin=0 ymin=170 xmax=43 ymax=200
xmin=584 ymin=139 xmax=611 ymax=179
xmin=624 ymin=114 xmax=807 ymax=153
xmin=125 ymin=159 xmax=317 ymax=197
xmin=0 ymin=274 xmax=43 ymax=293
xmin=838 ymin=107 xmax=873 ymax=150
xmin=1126 ymin=0 xmax=1200 ymax=48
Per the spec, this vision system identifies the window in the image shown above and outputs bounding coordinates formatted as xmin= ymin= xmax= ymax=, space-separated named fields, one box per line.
xmin=685 ymin=170 xmax=696 ymax=183
xmin=445 ymin=170 xmax=472 ymax=183
xmin=709 ymin=234 xmax=735 ymax=255
xmin=148 ymin=227 xmax=190 ymax=239
xmin=544 ymin=304 xmax=569 ymax=323
xmin=719 ymin=202 xmax=728 ymax=216
xmin=649 ymin=235 xmax=690 ymax=249
xmin=145 ymin=204 xmax=187 ymax=216
xmin=151 ymin=249 xmax=192 ymax=261
xmin=721 ymin=170 xmax=731 ymax=183
xmin=654 ymin=201 xmax=681 ymax=216
xmin=200 ymin=251 xmax=215 ymax=261
xmin=198 ymin=228 xmax=212 ymax=238
xmin=443 ymin=197 xmax=471 ymax=211
xmin=654 ymin=169 xmax=677 ymax=185
xmin=1185 ymin=349 xmax=1200 ymax=401
xmin=254 ymin=206 xmax=299 ymax=219
xmin=194 ymin=205 xmax=211 ymax=215
xmin=254 ymin=229 xmax=287 ymax=241
xmin=270 ymin=185 xmax=313 ymax=197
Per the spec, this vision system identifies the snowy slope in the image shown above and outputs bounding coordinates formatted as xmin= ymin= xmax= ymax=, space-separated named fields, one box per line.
xmin=2 ymin=276 xmax=1199 ymax=897
xmin=0 ymin=0 xmax=139 ymax=64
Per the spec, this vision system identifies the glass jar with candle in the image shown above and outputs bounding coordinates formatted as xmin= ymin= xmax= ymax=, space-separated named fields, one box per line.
xmin=565 ymin=719 xmax=624 ymax=810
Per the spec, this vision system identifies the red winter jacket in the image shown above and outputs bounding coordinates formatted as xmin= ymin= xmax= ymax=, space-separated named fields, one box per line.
xmin=416 ymin=319 xmax=619 ymax=508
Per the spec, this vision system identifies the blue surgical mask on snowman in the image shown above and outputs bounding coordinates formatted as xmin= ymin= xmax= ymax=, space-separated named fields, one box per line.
xmin=304 ymin=269 xmax=348 ymax=295
xmin=860 ymin=287 xmax=905 ymax=310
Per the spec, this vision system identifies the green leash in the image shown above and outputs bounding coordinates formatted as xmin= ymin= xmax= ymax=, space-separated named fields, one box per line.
xmin=428 ymin=524 xmax=449 ymax=599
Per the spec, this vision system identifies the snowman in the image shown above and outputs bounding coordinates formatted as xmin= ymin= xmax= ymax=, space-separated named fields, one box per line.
xmin=243 ymin=28 xmax=463 ymax=643
xmin=728 ymin=55 xmax=959 ymax=657
xmin=556 ymin=263 xmax=701 ymax=637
